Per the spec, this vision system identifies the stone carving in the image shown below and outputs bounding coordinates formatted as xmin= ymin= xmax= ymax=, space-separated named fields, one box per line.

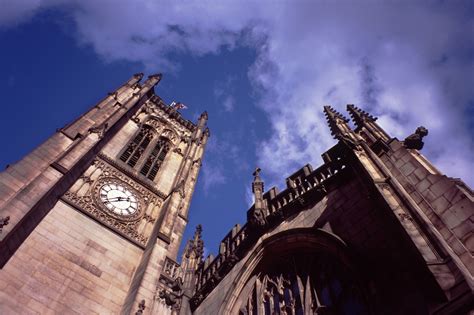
xmin=163 ymin=257 xmax=183 ymax=280
xmin=88 ymin=123 xmax=108 ymax=139
xmin=398 ymin=212 xmax=413 ymax=222
xmin=135 ymin=299 xmax=145 ymax=315
xmin=337 ymin=133 xmax=361 ymax=151
xmin=173 ymin=180 xmax=186 ymax=198
xmin=80 ymin=175 xmax=93 ymax=184
xmin=158 ymin=277 xmax=184 ymax=309
xmin=173 ymin=147 xmax=184 ymax=156
xmin=249 ymin=207 xmax=267 ymax=229
xmin=63 ymin=157 xmax=163 ymax=247
xmin=107 ymin=91 xmax=118 ymax=100
xmin=161 ymin=129 xmax=179 ymax=144
xmin=147 ymin=96 xmax=194 ymax=134
xmin=404 ymin=126 xmax=428 ymax=150
xmin=0 ymin=216 xmax=10 ymax=234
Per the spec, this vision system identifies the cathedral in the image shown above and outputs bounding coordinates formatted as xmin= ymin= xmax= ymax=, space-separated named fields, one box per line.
xmin=0 ymin=73 xmax=472 ymax=314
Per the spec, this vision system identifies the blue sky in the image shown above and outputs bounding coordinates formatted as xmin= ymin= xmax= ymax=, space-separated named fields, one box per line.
xmin=1 ymin=1 xmax=473 ymax=259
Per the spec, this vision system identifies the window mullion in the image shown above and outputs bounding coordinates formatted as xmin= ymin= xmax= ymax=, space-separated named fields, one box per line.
xmin=135 ymin=134 xmax=157 ymax=171
xmin=146 ymin=145 xmax=164 ymax=178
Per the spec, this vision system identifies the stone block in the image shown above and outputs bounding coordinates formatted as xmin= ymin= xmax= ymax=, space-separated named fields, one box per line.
xmin=430 ymin=196 xmax=450 ymax=215
xmin=415 ymin=179 xmax=431 ymax=193
xmin=452 ymin=220 xmax=473 ymax=241
xmin=464 ymin=234 xmax=474 ymax=253
xmin=450 ymin=197 xmax=474 ymax=222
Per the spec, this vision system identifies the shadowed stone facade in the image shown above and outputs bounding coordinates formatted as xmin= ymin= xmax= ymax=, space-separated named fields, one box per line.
xmin=0 ymin=74 xmax=472 ymax=314
xmin=177 ymin=106 xmax=473 ymax=314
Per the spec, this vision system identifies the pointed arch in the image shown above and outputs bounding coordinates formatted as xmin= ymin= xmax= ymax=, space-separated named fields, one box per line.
xmin=218 ymin=228 xmax=371 ymax=315
xmin=119 ymin=125 xmax=155 ymax=167
xmin=139 ymin=136 xmax=171 ymax=181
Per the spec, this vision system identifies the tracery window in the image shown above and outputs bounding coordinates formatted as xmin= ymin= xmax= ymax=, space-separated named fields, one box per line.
xmin=239 ymin=253 xmax=368 ymax=315
xmin=120 ymin=126 xmax=154 ymax=167
xmin=140 ymin=137 xmax=171 ymax=180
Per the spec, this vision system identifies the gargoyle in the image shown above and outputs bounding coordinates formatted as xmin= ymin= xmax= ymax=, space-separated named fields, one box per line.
xmin=158 ymin=277 xmax=184 ymax=307
xmin=249 ymin=207 xmax=267 ymax=229
xmin=404 ymin=126 xmax=428 ymax=150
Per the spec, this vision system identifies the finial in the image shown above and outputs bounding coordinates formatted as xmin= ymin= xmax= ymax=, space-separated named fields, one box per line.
xmin=253 ymin=167 xmax=262 ymax=182
xmin=194 ymin=224 xmax=202 ymax=238
xmin=346 ymin=104 xmax=377 ymax=130
xmin=252 ymin=167 xmax=264 ymax=192
xmin=197 ymin=111 xmax=208 ymax=129
xmin=200 ymin=111 xmax=208 ymax=121
xmin=133 ymin=73 xmax=144 ymax=80
xmin=249 ymin=167 xmax=267 ymax=230
xmin=186 ymin=224 xmax=204 ymax=260
xmin=148 ymin=73 xmax=162 ymax=80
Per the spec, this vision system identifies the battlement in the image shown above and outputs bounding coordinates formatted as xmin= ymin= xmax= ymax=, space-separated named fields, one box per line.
xmin=149 ymin=95 xmax=197 ymax=132
xmin=189 ymin=143 xmax=350 ymax=309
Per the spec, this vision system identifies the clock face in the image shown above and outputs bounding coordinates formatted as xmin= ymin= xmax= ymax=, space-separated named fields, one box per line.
xmin=99 ymin=183 xmax=138 ymax=216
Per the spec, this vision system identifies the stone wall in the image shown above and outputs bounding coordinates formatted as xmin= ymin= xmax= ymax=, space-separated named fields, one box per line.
xmin=0 ymin=200 xmax=142 ymax=314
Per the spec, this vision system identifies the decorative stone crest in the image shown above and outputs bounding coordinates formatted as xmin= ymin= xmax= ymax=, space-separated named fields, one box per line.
xmin=88 ymin=123 xmax=108 ymax=139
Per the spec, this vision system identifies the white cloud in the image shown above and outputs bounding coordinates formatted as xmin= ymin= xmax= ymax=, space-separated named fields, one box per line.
xmin=214 ymin=76 xmax=236 ymax=112
xmin=222 ymin=96 xmax=235 ymax=112
xmin=201 ymin=162 xmax=226 ymax=195
xmin=2 ymin=0 xmax=473 ymax=187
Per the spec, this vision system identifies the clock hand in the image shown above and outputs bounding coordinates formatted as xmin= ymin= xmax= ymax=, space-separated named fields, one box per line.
xmin=108 ymin=196 xmax=131 ymax=202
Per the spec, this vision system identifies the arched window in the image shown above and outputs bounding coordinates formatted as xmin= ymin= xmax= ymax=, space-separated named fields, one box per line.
xmin=140 ymin=137 xmax=171 ymax=180
xmin=238 ymin=253 xmax=368 ymax=315
xmin=120 ymin=126 xmax=154 ymax=167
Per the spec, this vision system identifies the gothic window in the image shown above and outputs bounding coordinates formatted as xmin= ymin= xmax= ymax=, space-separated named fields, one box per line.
xmin=120 ymin=126 xmax=154 ymax=167
xmin=140 ymin=137 xmax=171 ymax=180
xmin=239 ymin=254 xmax=368 ymax=315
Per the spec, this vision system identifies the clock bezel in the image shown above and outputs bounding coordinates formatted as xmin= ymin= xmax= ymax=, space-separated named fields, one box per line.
xmin=93 ymin=177 xmax=143 ymax=221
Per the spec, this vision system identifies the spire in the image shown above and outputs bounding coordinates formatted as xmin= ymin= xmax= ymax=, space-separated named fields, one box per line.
xmin=346 ymin=104 xmax=377 ymax=130
xmin=323 ymin=105 xmax=351 ymax=139
xmin=185 ymin=225 xmax=204 ymax=260
xmin=142 ymin=73 xmax=163 ymax=89
xmin=125 ymin=72 xmax=144 ymax=87
xmin=345 ymin=104 xmax=390 ymax=143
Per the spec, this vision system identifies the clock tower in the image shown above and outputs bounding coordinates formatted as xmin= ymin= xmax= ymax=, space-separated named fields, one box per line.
xmin=0 ymin=73 xmax=208 ymax=314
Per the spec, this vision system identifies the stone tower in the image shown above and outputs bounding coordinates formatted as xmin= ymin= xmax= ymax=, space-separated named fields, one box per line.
xmin=0 ymin=73 xmax=209 ymax=314
xmin=181 ymin=105 xmax=473 ymax=314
